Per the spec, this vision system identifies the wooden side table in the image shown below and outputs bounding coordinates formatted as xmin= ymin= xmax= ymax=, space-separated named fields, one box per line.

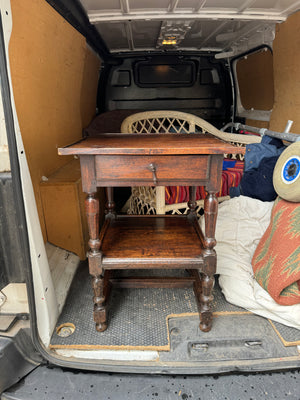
xmin=59 ymin=133 xmax=244 ymax=333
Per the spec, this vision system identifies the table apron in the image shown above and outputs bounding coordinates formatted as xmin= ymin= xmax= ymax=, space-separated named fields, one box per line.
xmin=95 ymin=154 xmax=210 ymax=184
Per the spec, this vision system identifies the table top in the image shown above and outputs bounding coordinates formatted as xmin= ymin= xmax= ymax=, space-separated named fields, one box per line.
xmin=58 ymin=133 xmax=245 ymax=156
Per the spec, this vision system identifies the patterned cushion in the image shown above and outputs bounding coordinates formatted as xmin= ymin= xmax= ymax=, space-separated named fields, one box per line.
xmin=252 ymin=197 xmax=300 ymax=306
xmin=165 ymin=159 xmax=244 ymax=204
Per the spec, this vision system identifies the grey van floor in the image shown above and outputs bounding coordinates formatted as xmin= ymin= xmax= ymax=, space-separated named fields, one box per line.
xmin=50 ymin=262 xmax=300 ymax=354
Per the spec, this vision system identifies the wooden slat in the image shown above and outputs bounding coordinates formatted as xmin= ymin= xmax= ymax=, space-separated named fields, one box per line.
xmin=58 ymin=133 xmax=245 ymax=156
xmin=109 ymin=276 xmax=195 ymax=288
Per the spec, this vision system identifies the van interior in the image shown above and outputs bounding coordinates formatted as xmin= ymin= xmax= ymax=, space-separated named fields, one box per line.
xmin=1 ymin=0 xmax=300 ymax=374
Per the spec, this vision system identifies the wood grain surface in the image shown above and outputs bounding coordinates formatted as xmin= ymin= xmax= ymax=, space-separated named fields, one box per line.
xmin=58 ymin=133 xmax=245 ymax=155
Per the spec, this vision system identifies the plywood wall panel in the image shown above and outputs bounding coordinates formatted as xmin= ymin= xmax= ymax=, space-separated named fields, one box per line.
xmin=9 ymin=0 xmax=100 ymax=240
xmin=237 ymin=50 xmax=274 ymax=112
xmin=244 ymin=119 xmax=270 ymax=129
xmin=270 ymin=11 xmax=300 ymax=134
xmin=80 ymin=47 xmax=101 ymax=129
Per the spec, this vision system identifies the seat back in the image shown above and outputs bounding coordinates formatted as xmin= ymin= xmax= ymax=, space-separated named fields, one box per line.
xmin=120 ymin=110 xmax=203 ymax=134
xmin=121 ymin=110 xmax=261 ymax=146
xmin=121 ymin=110 xmax=261 ymax=215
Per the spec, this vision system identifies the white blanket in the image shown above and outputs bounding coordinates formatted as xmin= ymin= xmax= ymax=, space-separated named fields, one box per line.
xmin=202 ymin=196 xmax=300 ymax=329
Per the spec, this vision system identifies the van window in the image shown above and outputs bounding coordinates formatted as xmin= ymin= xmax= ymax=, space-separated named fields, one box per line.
xmin=236 ymin=49 xmax=274 ymax=111
xmin=135 ymin=61 xmax=196 ymax=87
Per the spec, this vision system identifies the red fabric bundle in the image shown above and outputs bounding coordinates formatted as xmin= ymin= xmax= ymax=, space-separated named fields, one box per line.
xmin=165 ymin=159 xmax=244 ymax=205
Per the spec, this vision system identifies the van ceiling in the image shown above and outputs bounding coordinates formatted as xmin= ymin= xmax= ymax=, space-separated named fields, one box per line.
xmin=77 ymin=0 xmax=300 ymax=57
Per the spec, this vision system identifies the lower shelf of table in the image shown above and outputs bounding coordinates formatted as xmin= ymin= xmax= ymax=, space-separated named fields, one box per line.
xmin=100 ymin=215 xmax=205 ymax=268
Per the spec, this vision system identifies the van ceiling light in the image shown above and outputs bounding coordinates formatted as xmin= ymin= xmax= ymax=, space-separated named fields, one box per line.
xmin=162 ymin=39 xmax=177 ymax=45
xmin=157 ymin=21 xmax=192 ymax=48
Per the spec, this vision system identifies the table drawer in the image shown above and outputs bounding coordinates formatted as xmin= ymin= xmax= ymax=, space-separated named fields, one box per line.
xmin=95 ymin=155 xmax=210 ymax=185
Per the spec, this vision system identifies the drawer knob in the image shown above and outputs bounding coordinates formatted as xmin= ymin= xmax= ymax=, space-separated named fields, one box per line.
xmin=148 ymin=163 xmax=157 ymax=185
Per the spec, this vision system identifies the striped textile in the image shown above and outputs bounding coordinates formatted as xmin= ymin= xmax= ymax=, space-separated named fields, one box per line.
xmin=165 ymin=159 xmax=244 ymax=204
xmin=252 ymin=197 xmax=300 ymax=306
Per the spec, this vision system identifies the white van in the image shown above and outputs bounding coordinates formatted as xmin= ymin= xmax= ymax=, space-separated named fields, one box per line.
xmin=0 ymin=0 xmax=299 ymax=397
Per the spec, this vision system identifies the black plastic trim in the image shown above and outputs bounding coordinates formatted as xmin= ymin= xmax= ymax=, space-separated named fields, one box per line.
xmin=0 ymin=333 xmax=39 ymax=394
xmin=0 ymin=173 xmax=27 ymax=287
xmin=45 ymin=0 xmax=110 ymax=60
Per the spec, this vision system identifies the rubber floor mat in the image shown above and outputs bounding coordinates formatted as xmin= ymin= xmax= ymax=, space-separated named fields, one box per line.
xmin=50 ymin=262 xmax=299 ymax=351
xmin=269 ymin=320 xmax=300 ymax=346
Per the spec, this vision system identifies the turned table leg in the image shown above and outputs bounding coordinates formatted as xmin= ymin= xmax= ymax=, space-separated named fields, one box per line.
xmin=200 ymin=191 xmax=218 ymax=332
xmin=187 ymin=186 xmax=197 ymax=217
xmin=105 ymin=187 xmax=116 ymax=217
xmin=85 ymin=193 xmax=108 ymax=332
xmin=91 ymin=271 xmax=108 ymax=332
xmin=187 ymin=186 xmax=205 ymax=325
